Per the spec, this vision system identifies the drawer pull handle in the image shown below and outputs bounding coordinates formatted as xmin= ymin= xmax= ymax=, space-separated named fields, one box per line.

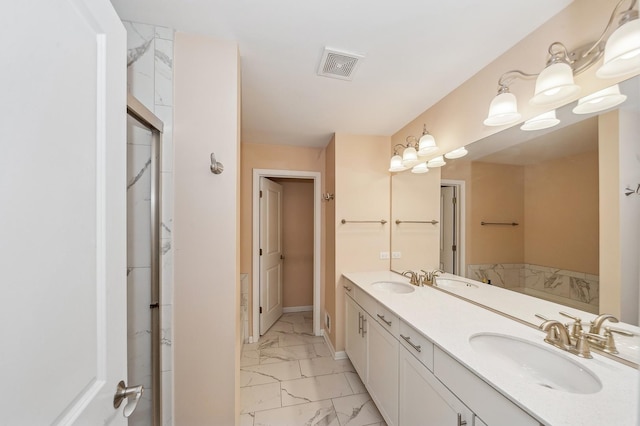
xmin=457 ymin=413 xmax=467 ymax=426
xmin=400 ymin=334 xmax=421 ymax=352
xmin=362 ymin=317 xmax=367 ymax=336
xmin=343 ymin=285 xmax=352 ymax=292
xmin=358 ymin=312 xmax=363 ymax=335
xmin=377 ymin=313 xmax=392 ymax=326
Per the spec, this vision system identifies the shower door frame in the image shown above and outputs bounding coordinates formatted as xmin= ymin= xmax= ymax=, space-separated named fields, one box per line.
xmin=127 ymin=93 xmax=164 ymax=426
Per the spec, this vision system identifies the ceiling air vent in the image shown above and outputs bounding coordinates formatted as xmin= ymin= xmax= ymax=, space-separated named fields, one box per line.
xmin=317 ymin=48 xmax=364 ymax=81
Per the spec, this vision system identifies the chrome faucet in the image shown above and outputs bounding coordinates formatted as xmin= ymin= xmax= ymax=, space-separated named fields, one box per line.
xmin=402 ymin=270 xmax=420 ymax=286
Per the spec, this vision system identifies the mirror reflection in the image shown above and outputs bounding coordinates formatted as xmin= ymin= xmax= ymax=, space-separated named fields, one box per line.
xmin=391 ymin=75 xmax=639 ymax=321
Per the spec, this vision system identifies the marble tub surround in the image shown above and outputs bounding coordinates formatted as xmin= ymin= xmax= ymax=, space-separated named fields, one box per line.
xmin=468 ymin=263 xmax=599 ymax=311
xmin=240 ymin=313 xmax=386 ymax=426
xmin=343 ymin=271 xmax=639 ymax=426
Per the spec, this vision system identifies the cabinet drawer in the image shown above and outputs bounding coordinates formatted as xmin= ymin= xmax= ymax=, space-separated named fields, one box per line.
xmin=372 ymin=302 xmax=399 ymax=337
xmin=399 ymin=320 xmax=434 ymax=371
xmin=433 ymin=347 xmax=540 ymax=426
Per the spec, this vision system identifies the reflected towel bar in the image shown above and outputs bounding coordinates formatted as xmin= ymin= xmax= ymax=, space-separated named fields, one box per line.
xmin=341 ymin=219 xmax=387 ymax=224
xmin=481 ymin=221 xmax=519 ymax=226
xmin=395 ymin=219 xmax=439 ymax=225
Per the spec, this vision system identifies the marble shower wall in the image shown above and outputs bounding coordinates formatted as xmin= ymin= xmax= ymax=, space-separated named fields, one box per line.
xmin=467 ymin=263 xmax=599 ymax=311
xmin=125 ymin=20 xmax=174 ymax=426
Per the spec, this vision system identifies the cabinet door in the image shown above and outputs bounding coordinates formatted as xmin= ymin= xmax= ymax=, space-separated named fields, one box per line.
xmin=367 ymin=314 xmax=399 ymax=426
xmin=345 ymin=294 xmax=366 ymax=379
xmin=399 ymin=346 xmax=472 ymax=426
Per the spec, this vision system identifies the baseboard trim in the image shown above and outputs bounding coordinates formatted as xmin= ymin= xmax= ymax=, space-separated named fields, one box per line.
xmin=322 ymin=329 xmax=347 ymax=360
xmin=283 ymin=305 xmax=313 ymax=313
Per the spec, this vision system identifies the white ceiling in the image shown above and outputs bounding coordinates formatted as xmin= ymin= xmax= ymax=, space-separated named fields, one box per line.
xmin=110 ymin=0 xmax=573 ymax=148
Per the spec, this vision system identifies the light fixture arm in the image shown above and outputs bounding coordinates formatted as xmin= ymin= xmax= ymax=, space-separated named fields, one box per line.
xmin=497 ymin=69 xmax=538 ymax=91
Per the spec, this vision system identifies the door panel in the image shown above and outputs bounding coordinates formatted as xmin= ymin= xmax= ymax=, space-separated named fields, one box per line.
xmin=259 ymin=178 xmax=284 ymax=334
xmin=440 ymin=186 xmax=456 ymax=273
xmin=0 ymin=0 xmax=127 ymax=423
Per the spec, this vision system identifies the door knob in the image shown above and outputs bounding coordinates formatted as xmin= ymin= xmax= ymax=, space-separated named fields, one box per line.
xmin=113 ymin=380 xmax=144 ymax=417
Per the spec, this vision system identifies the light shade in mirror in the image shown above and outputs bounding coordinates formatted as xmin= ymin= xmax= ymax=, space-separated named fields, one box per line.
xmin=520 ymin=110 xmax=560 ymax=131
xmin=418 ymin=133 xmax=438 ymax=155
xmin=572 ymin=84 xmax=628 ymax=114
xmin=401 ymin=146 xmax=420 ymax=168
xmin=484 ymin=92 xmax=521 ymax=126
xmin=444 ymin=147 xmax=468 ymax=159
xmin=389 ymin=154 xmax=407 ymax=172
xmin=411 ymin=162 xmax=429 ymax=174
xmin=596 ymin=18 xmax=640 ymax=79
xmin=530 ymin=62 xmax=581 ymax=106
xmin=427 ymin=156 xmax=446 ymax=168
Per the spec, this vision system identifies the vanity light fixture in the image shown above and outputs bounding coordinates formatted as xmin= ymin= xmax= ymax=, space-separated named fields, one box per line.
xmin=572 ymin=84 xmax=628 ymax=114
xmin=417 ymin=124 xmax=438 ymax=155
xmin=411 ymin=162 xmax=429 ymax=174
xmin=427 ymin=156 xmax=446 ymax=168
xmin=390 ymin=125 xmax=439 ymax=172
xmin=520 ymin=110 xmax=560 ymax=131
xmin=484 ymin=0 xmax=640 ymax=126
xmin=444 ymin=146 xmax=469 ymax=159
xmin=389 ymin=151 xmax=407 ymax=172
xmin=402 ymin=141 xmax=420 ymax=168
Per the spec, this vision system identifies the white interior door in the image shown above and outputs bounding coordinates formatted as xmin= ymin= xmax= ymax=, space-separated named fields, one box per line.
xmin=440 ymin=186 xmax=456 ymax=274
xmin=0 ymin=0 xmax=130 ymax=424
xmin=259 ymin=178 xmax=284 ymax=334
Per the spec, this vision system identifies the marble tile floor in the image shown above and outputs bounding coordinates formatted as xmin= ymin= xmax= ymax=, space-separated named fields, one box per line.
xmin=240 ymin=312 xmax=387 ymax=426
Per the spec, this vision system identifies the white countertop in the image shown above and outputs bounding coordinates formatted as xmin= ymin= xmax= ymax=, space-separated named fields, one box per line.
xmin=343 ymin=270 xmax=640 ymax=426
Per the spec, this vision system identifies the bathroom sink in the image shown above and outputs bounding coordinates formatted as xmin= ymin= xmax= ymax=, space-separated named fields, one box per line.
xmin=469 ymin=333 xmax=601 ymax=394
xmin=435 ymin=278 xmax=478 ymax=289
xmin=372 ymin=281 xmax=415 ymax=294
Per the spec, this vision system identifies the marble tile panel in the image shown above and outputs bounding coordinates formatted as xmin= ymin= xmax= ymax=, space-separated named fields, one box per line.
xmin=268 ymin=320 xmax=295 ymax=333
xmin=244 ymin=333 xmax=279 ymax=351
xmin=281 ymin=373 xmax=353 ymax=407
xmin=160 ymin=304 xmax=172 ymax=372
xmin=299 ymin=357 xmax=354 ymax=378
xmin=240 ymin=382 xmax=282 ymax=414
xmin=160 ymin=171 xmax=173 ymax=237
xmin=344 ymin=372 xmax=366 ymax=395
xmin=241 ymin=360 xmax=302 ymax=387
xmin=313 ymin=343 xmax=332 ymax=358
xmin=254 ymin=400 xmax=339 ymax=426
xmin=154 ymin=38 xmax=173 ymax=107
xmin=127 ymin=144 xmax=152 ymax=268
xmin=260 ymin=344 xmax=325 ymax=364
xmin=154 ymin=106 xmax=174 ymax=173
xmin=160 ymin=237 xmax=173 ymax=306
xmin=127 ymin=267 xmax=151 ymax=336
xmin=124 ymin=21 xmax=155 ymax=109
xmin=155 ymin=26 xmax=174 ymax=41
xmin=332 ymin=393 xmax=383 ymax=426
xmin=542 ymin=271 xmax=571 ymax=298
xmin=293 ymin=321 xmax=315 ymax=335
xmin=127 ymin=117 xmax=153 ymax=146
xmin=241 ymin=350 xmax=260 ymax=367
xmin=570 ymin=277 xmax=599 ymax=306
xmin=240 ymin=413 xmax=255 ymax=426
xmin=280 ymin=313 xmax=308 ymax=324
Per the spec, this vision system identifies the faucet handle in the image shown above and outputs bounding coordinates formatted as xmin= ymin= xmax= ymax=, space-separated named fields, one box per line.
xmin=606 ymin=326 xmax=635 ymax=337
xmin=559 ymin=311 xmax=583 ymax=339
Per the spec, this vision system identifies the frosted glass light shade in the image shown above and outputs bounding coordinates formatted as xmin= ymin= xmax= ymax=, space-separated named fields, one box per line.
xmin=520 ymin=110 xmax=560 ymax=131
xmin=389 ymin=154 xmax=406 ymax=172
xmin=427 ymin=156 xmax=446 ymax=168
xmin=418 ymin=133 xmax=438 ymax=155
xmin=530 ymin=62 xmax=580 ymax=106
xmin=401 ymin=146 xmax=420 ymax=168
xmin=411 ymin=162 xmax=429 ymax=174
xmin=444 ymin=147 xmax=468 ymax=159
xmin=596 ymin=18 xmax=640 ymax=79
xmin=572 ymin=84 xmax=627 ymax=114
xmin=484 ymin=92 xmax=521 ymax=126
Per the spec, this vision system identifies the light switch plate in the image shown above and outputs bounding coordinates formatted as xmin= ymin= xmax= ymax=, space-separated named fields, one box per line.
xmin=380 ymin=251 xmax=390 ymax=259
xmin=392 ymin=252 xmax=401 ymax=259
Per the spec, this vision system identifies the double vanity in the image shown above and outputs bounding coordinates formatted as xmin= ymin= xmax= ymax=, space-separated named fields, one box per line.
xmin=342 ymin=271 xmax=639 ymax=426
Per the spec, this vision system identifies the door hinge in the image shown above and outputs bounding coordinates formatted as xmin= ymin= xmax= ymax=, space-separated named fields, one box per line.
xmin=452 ymin=197 xmax=457 ymax=205
xmin=149 ymin=302 xmax=159 ymax=309
xmin=260 ymin=190 xmax=263 ymax=198
xmin=259 ymin=248 xmax=262 ymax=256
xmin=452 ymin=244 xmax=457 ymax=252
xmin=259 ymin=307 xmax=263 ymax=314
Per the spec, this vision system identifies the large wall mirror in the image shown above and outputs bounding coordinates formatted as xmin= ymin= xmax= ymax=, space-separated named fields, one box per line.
xmin=391 ymin=75 xmax=640 ymax=330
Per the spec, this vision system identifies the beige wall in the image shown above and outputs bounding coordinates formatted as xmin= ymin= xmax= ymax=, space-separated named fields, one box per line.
xmin=391 ymin=0 xmax=632 ymax=314
xmin=173 ymin=33 xmax=240 ymax=425
xmin=273 ymin=178 xmax=314 ymax=308
xmin=324 ymin=137 xmax=336 ymax=342
xmin=240 ymin=142 xmax=325 ymax=336
xmin=332 ymin=134 xmax=391 ymax=350
xmin=524 ymin=150 xmax=599 ymax=274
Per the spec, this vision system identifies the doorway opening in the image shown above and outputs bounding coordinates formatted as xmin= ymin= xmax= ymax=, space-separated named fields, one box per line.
xmin=126 ymin=94 xmax=163 ymax=426
xmin=252 ymin=170 xmax=321 ymax=341
xmin=440 ymin=180 xmax=465 ymax=276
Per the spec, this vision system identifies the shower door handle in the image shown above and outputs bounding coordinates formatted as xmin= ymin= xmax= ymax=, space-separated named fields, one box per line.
xmin=113 ymin=380 xmax=144 ymax=417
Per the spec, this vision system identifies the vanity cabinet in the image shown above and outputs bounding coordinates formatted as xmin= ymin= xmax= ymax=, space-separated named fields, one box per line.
xmin=345 ymin=292 xmax=367 ymax=379
xmin=399 ymin=345 xmax=472 ymax=426
xmin=367 ymin=313 xmax=399 ymax=426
